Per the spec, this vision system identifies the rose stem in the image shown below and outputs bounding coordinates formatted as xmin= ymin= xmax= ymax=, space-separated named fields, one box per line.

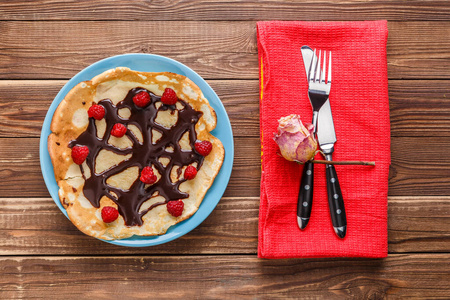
xmin=311 ymin=160 xmax=375 ymax=166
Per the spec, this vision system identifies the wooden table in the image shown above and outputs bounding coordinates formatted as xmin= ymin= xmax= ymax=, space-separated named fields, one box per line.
xmin=1 ymin=1 xmax=449 ymax=298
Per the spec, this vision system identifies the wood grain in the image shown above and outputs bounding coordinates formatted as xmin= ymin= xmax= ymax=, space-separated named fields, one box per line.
xmin=389 ymin=80 xmax=450 ymax=137
xmin=1 ymin=254 xmax=449 ymax=299
xmin=3 ymin=136 xmax=450 ymax=197
xmin=0 ymin=81 xmax=62 ymax=137
xmin=0 ymin=21 xmax=257 ymax=80
xmin=1 ymin=80 xmax=449 ymax=138
xmin=0 ymin=196 xmax=448 ymax=255
xmin=0 ymin=21 xmax=448 ymax=80
xmin=1 ymin=0 xmax=449 ymax=21
xmin=388 ymin=197 xmax=450 ymax=253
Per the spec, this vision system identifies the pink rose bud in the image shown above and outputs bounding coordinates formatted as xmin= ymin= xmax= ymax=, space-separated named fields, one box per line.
xmin=273 ymin=114 xmax=317 ymax=163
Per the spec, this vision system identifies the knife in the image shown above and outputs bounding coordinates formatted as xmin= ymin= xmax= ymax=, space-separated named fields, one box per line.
xmin=297 ymin=46 xmax=316 ymax=230
xmin=316 ymin=54 xmax=347 ymax=239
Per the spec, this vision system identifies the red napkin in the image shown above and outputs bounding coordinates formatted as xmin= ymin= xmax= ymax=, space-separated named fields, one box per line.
xmin=258 ymin=20 xmax=390 ymax=258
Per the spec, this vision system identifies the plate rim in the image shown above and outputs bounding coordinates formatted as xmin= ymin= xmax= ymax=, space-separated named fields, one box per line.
xmin=39 ymin=53 xmax=234 ymax=247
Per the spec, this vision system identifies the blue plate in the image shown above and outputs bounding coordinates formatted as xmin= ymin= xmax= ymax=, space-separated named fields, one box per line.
xmin=39 ymin=54 xmax=234 ymax=247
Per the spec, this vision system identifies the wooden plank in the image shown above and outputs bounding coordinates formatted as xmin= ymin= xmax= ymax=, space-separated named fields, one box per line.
xmin=387 ymin=22 xmax=450 ymax=79
xmin=0 ymin=254 xmax=449 ymax=299
xmin=0 ymin=197 xmax=258 ymax=255
xmin=1 ymin=0 xmax=449 ymax=21
xmin=0 ymin=196 xmax=448 ymax=255
xmin=0 ymin=21 xmax=448 ymax=80
xmin=389 ymin=137 xmax=450 ymax=196
xmin=2 ymin=136 xmax=450 ymax=197
xmin=0 ymin=79 xmax=261 ymax=138
xmin=0 ymin=81 xmax=63 ymax=137
xmin=389 ymin=80 xmax=450 ymax=137
xmin=388 ymin=197 xmax=450 ymax=253
xmin=0 ymin=137 xmax=261 ymax=198
xmin=1 ymin=80 xmax=449 ymax=138
xmin=0 ymin=21 xmax=257 ymax=80
xmin=0 ymin=138 xmax=45 ymax=197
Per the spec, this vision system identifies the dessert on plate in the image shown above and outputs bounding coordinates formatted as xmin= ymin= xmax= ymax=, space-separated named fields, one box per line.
xmin=48 ymin=67 xmax=225 ymax=240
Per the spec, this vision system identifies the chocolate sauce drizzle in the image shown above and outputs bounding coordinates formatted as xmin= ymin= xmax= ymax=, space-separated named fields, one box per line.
xmin=69 ymin=88 xmax=204 ymax=226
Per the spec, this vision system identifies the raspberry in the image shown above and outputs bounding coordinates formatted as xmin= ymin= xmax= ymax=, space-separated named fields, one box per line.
xmin=87 ymin=104 xmax=105 ymax=120
xmin=184 ymin=165 xmax=197 ymax=180
xmin=167 ymin=200 xmax=184 ymax=217
xmin=111 ymin=123 xmax=127 ymax=138
xmin=161 ymin=88 xmax=178 ymax=105
xmin=101 ymin=206 xmax=119 ymax=223
xmin=71 ymin=145 xmax=89 ymax=165
xmin=194 ymin=140 xmax=212 ymax=156
xmin=140 ymin=166 xmax=157 ymax=184
xmin=133 ymin=91 xmax=151 ymax=107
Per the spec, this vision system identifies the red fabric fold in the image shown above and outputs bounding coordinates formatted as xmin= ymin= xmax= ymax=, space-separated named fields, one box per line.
xmin=258 ymin=21 xmax=390 ymax=258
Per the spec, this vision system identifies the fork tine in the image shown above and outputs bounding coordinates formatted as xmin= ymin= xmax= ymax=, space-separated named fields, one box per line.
xmin=315 ymin=49 xmax=321 ymax=82
xmin=327 ymin=51 xmax=332 ymax=84
xmin=321 ymin=51 xmax=326 ymax=83
xmin=309 ymin=49 xmax=316 ymax=82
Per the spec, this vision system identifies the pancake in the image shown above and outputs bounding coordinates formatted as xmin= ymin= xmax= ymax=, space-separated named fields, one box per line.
xmin=48 ymin=67 xmax=225 ymax=240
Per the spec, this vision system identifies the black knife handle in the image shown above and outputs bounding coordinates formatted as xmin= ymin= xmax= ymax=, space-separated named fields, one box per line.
xmin=297 ymin=161 xmax=314 ymax=230
xmin=326 ymin=164 xmax=347 ymax=238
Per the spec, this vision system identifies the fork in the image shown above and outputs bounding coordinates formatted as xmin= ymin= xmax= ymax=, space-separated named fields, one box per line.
xmin=297 ymin=49 xmax=331 ymax=230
